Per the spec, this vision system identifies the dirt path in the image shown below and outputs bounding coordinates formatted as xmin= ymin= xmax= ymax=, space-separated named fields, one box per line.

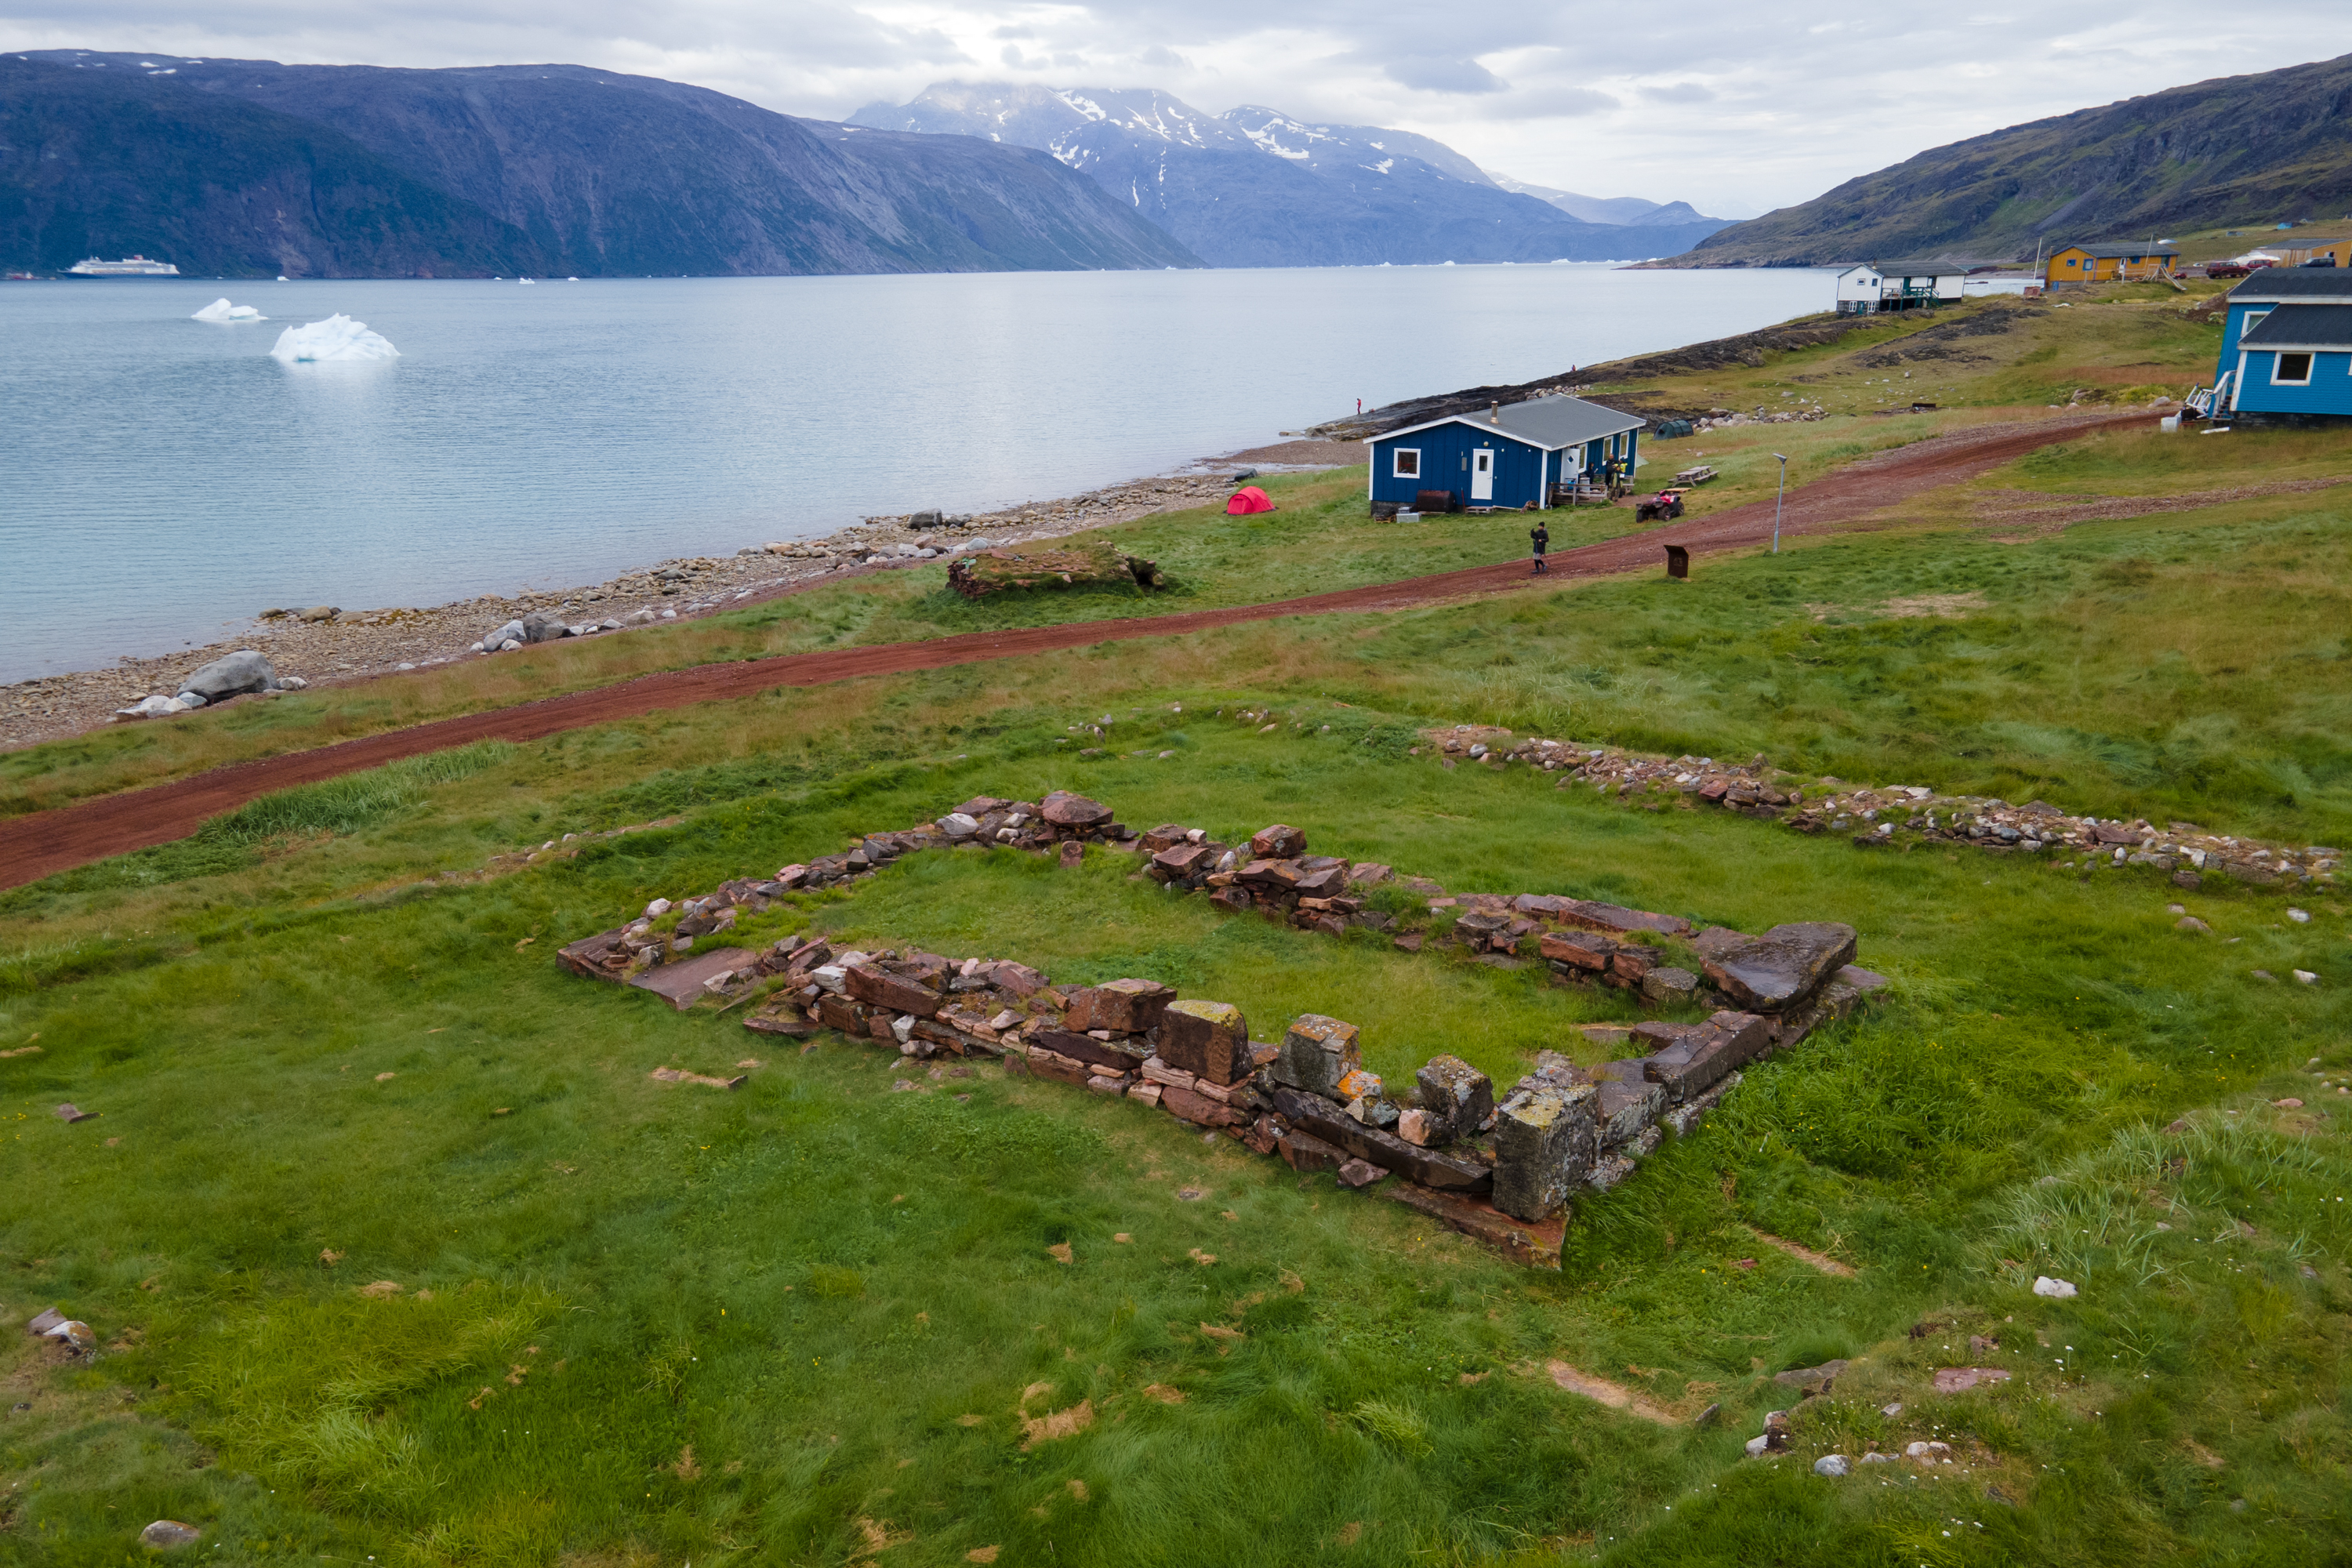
xmin=0 ymin=409 xmax=2145 ymax=891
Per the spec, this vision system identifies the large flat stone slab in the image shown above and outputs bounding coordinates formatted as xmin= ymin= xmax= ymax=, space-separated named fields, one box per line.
xmin=1702 ymin=922 xmax=1857 ymax=1012
xmin=627 ymin=947 xmax=753 ymax=1011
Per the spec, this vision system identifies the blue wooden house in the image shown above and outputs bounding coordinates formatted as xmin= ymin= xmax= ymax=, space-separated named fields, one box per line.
xmin=1366 ymin=395 xmax=1646 ymax=512
xmin=2209 ymin=269 xmax=2352 ymax=422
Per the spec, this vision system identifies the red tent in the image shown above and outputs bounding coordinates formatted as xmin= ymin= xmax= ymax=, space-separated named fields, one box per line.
xmin=1225 ymin=485 xmax=1274 ymax=515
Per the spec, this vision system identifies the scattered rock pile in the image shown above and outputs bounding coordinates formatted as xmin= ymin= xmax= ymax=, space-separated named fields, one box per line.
xmin=558 ymin=793 xmax=1885 ymax=1263
xmin=113 ymin=649 xmax=308 ymax=720
xmin=1417 ymin=724 xmax=2339 ymax=890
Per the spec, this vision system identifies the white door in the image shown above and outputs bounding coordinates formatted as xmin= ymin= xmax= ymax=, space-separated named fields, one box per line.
xmin=1471 ymin=448 xmax=1494 ymax=502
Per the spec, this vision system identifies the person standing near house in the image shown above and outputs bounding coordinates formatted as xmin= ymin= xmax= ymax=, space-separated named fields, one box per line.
xmin=1529 ymin=520 xmax=1549 ymax=575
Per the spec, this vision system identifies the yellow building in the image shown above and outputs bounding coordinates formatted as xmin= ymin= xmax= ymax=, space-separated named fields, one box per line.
xmin=2277 ymin=237 xmax=2351 ymax=267
xmin=2043 ymin=243 xmax=2182 ymax=284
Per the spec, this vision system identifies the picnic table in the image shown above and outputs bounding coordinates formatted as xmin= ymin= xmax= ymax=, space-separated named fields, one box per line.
xmin=1673 ymin=464 xmax=1719 ymax=486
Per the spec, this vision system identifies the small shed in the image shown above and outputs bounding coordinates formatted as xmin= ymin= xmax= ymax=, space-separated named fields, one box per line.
xmin=2042 ymin=243 xmax=2180 ymax=285
xmin=2220 ymin=303 xmax=2352 ymax=420
xmin=2201 ymin=267 xmax=2352 ymax=404
xmin=1365 ymin=395 xmax=1646 ymax=513
xmin=1833 ymin=260 xmax=1965 ymax=314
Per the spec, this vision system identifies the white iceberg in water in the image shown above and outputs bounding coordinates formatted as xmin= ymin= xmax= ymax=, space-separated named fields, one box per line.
xmin=193 ymin=297 xmax=267 ymax=322
xmin=270 ymin=314 xmax=401 ymax=364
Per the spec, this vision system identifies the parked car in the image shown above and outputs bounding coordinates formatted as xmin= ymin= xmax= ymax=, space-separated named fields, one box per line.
xmin=2204 ymin=263 xmax=2252 ymax=278
xmin=2299 ymin=256 xmax=2340 ymax=267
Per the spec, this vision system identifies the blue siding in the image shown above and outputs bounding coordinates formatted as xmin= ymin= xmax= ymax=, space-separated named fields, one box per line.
xmin=2218 ymin=303 xmax=2274 ymax=378
xmin=2234 ymin=349 xmax=2352 ymax=416
xmin=1370 ymin=421 xmax=1553 ymax=509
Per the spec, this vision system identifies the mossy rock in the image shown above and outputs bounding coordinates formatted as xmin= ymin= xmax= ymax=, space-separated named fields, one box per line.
xmin=946 ymin=542 xmax=1163 ymax=598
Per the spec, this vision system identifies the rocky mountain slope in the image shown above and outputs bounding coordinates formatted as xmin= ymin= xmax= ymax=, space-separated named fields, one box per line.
xmin=850 ymin=82 xmax=1731 ymax=267
xmin=2 ymin=53 xmax=1199 ymax=278
xmin=1671 ymin=52 xmax=2352 ymax=267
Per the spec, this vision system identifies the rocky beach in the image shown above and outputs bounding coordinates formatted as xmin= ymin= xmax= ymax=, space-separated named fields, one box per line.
xmin=1 ymin=441 xmax=1358 ymax=750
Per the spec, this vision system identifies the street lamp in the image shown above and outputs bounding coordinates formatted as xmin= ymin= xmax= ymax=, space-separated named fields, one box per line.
xmin=1771 ymin=453 xmax=1789 ymax=554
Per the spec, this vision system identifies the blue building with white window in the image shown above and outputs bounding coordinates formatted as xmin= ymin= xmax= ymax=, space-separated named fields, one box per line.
xmin=2211 ymin=270 xmax=2352 ymax=422
xmin=1365 ymin=394 xmax=1646 ymax=512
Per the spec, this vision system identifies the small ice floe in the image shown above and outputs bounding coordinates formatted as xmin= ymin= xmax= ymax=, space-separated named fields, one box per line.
xmin=518 ymin=277 xmax=536 ymax=285
xmin=191 ymin=297 xmax=266 ymax=322
xmin=270 ymin=314 xmax=400 ymax=364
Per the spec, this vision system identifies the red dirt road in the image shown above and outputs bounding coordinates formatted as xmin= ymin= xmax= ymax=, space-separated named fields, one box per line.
xmin=0 ymin=409 xmax=2144 ymax=891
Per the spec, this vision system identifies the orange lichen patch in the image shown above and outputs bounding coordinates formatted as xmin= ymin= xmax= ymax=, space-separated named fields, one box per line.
xmin=1019 ymin=1399 xmax=1095 ymax=1449
xmin=1542 ymin=1360 xmax=1679 ymax=1426
xmin=1748 ymin=1226 xmax=1857 ymax=1277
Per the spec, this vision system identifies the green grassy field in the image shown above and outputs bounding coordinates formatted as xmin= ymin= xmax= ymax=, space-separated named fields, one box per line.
xmin=6 ymin=688 xmax=2352 ymax=1566
xmin=5 ymin=292 xmax=2350 ymax=1566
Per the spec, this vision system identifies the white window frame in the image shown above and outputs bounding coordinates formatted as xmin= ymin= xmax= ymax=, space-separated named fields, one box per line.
xmin=2273 ymin=351 xmax=2314 ymax=386
xmin=1392 ymin=447 xmax=1421 ymax=480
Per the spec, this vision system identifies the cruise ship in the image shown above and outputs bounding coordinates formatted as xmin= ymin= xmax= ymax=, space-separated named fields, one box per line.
xmin=67 ymin=256 xmax=181 ymax=276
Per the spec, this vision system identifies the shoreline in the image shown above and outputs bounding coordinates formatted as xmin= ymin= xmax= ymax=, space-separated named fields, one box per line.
xmin=0 ymin=440 xmax=1363 ymax=753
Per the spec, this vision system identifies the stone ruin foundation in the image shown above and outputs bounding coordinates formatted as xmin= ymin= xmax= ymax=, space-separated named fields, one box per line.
xmin=560 ymin=793 xmax=1886 ymax=1266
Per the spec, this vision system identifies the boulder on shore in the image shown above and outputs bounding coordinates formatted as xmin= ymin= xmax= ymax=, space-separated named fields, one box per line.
xmin=176 ymin=648 xmax=278 ymax=702
xmin=946 ymin=542 xmax=1163 ymax=598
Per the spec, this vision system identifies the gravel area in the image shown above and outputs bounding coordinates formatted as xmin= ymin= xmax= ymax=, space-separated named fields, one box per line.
xmin=3 ymin=453 xmax=1345 ymax=752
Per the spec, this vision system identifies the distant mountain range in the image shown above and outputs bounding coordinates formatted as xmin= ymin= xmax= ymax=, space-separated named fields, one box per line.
xmin=1488 ymin=176 xmax=1718 ymax=230
xmin=0 ymin=53 xmax=1196 ymax=278
xmin=848 ymin=82 xmax=1732 ymax=267
xmin=1673 ymin=52 xmax=2352 ymax=267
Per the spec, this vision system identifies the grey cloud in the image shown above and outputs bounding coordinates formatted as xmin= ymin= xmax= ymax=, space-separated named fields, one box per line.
xmin=1382 ymin=56 xmax=1506 ymax=94
xmin=1642 ymin=82 xmax=1711 ymax=103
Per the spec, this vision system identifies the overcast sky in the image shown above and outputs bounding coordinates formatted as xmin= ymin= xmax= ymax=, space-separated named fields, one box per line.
xmin=10 ymin=2 xmax=2350 ymax=216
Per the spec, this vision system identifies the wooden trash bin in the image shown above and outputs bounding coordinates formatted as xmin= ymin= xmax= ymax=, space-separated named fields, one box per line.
xmin=1664 ymin=545 xmax=1690 ymax=579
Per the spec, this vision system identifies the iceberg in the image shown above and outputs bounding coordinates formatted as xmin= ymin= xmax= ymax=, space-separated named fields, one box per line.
xmin=191 ymin=297 xmax=266 ymax=322
xmin=270 ymin=314 xmax=401 ymax=364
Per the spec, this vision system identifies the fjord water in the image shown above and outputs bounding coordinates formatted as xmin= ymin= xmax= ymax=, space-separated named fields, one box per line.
xmin=2 ymin=266 xmax=1827 ymax=682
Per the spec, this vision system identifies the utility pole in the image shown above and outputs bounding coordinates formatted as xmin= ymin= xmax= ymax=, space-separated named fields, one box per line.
xmin=1771 ymin=453 xmax=1789 ymax=553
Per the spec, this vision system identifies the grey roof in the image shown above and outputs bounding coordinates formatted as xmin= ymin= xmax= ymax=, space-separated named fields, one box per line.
xmin=2238 ymin=303 xmax=2352 ymax=349
xmin=1872 ymin=259 xmax=1968 ymax=277
xmin=2060 ymin=242 xmax=2180 ymax=258
xmin=2230 ymin=269 xmax=2352 ymax=303
xmin=1372 ymin=394 xmax=1645 ymax=451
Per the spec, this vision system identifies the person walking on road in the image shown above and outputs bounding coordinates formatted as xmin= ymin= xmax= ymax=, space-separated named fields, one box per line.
xmin=1529 ymin=521 xmax=1549 ymax=575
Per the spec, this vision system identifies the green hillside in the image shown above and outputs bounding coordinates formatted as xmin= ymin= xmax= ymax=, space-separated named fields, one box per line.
xmin=1679 ymin=52 xmax=2352 ymax=266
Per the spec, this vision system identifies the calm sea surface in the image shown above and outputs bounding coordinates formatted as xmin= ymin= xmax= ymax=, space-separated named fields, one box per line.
xmin=2 ymin=266 xmax=1828 ymax=681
